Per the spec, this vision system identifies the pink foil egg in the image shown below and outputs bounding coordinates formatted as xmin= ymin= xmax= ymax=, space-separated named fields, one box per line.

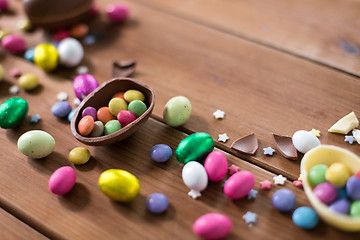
xmin=106 ymin=3 xmax=129 ymax=23
xmin=1 ymin=34 xmax=26 ymax=54
xmin=204 ymin=151 xmax=228 ymax=182
xmin=193 ymin=213 xmax=232 ymax=240
xmin=73 ymin=74 xmax=99 ymax=100
xmin=224 ymin=170 xmax=255 ymax=199
xmin=48 ymin=166 xmax=76 ymax=195
xmin=0 ymin=0 xmax=8 ymax=11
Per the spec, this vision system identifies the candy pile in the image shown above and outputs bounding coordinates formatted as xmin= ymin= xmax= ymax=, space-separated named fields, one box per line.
xmin=77 ymin=89 xmax=148 ymax=137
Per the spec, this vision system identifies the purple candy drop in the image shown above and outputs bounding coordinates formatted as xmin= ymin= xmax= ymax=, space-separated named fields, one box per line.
xmin=329 ymin=198 xmax=350 ymax=214
xmin=51 ymin=101 xmax=72 ymax=118
xmin=346 ymin=176 xmax=360 ymax=200
xmin=82 ymin=106 xmax=97 ymax=121
xmin=73 ymin=74 xmax=99 ymax=100
xmin=146 ymin=193 xmax=169 ymax=214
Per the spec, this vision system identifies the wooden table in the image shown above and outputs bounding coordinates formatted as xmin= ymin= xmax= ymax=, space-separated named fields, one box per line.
xmin=1 ymin=1 xmax=360 ymax=239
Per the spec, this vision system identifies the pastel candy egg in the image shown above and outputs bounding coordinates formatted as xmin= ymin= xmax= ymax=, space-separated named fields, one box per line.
xmin=325 ymin=162 xmax=351 ymax=187
xmin=124 ymin=89 xmax=145 ymax=102
xmin=98 ymin=169 xmax=140 ymax=202
xmin=57 ymin=38 xmax=84 ymax=67
xmin=18 ymin=73 xmax=39 ymax=91
xmin=146 ymin=193 xmax=169 ymax=214
xmin=163 ymin=96 xmax=191 ymax=127
xmin=204 ymin=151 xmax=228 ymax=182
xmin=308 ymin=164 xmax=328 ymax=187
xmin=176 ymin=132 xmax=214 ymax=164
xmin=70 ymin=23 xmax=89 ymax=39
xmin=69 ymin=147 xmax=90 ymax=165
xmin=51 ymin=101 xmax=72 ymax=118
xmin=17 ymin=130 xmax=55 ymax=159
xmin=48 ymin=166 xmax=76 ymax=195
xmin=97 ymin=107 xmax=116 ymax=124
xmin=24 ymin=47 xmax=35 ymax=62
xmin=329 ymin=198 xmax=350 ymax=215
xmin=34 ymin=43 xmax=59 ymax=72
xmin=182 ymin=161 xmax=208 ymax=199
xmin=1 ymin=34 xmax=26 ymax=54
xmin=272 ymin=189 xmax=296 ymax=212
xmin=108 ymin=97 xmax=128 ymax=116
xmin=82 ymin=106 xmax=97 ymax=120
xmin=313 ymin=182 xmax=337 ymax=205
xmin=292 ymin=130 xmax=320 ymax=154
xmin=0 ymin=64 xmax=4 ymax=81
xmin=356 ymin=170 xmax=360 ymax=180
xmin=0 ymin=97 xmax=28 ymax=129
xmin=346 ymin=176 xmax=360 ymax=200
xmin=112 ymin=91 xmax=127 ymax=102
xmin=106 ymin=3 xmax=129 ymax=23
xmin=117 ymin=110 xmax=137 ymax=127
xmin=150 ymin=144 xmax=172 ymax=163
xmin=292 ymin=207 xmax=319 ymax=229
xmin=67 ymin=109 xmax=77 ymax=122
xmin=350 ymin=201 xmax=360 ymax=217
xmin=104 ymin=120 xmax=122 ymax=135
xmin=193 ymin=213 xmax=232 ymax=240
xmin=78 ymin=116 xmax=94 ymax=136
xmin=89 ymin=121 xmax=104 ymax=137
xmin=224 ymin=171 xmax=255 ymax=200
xmin=128 ymin=100 xmax=147 ymax=117
xmin=73 ymin=74 xmax=99 ymax=100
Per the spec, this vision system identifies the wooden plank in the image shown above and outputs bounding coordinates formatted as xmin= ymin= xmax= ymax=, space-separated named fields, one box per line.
xmin=0 ymin=208 xmax=48 ymax=240
xmin=131 ymin=0 xmax=360 ymax=76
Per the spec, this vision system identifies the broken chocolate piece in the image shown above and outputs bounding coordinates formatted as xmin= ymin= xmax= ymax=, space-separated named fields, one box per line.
xmin=230 ymin=133 xmax=258 ymax=155
xmin=112 ymin=60 xmax=136 ymax=78
xmin=272 ymin=134 xmax=298 ymax=160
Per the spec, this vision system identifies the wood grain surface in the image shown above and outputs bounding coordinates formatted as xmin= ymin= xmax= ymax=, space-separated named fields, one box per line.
xmin=1 ymin=0 xmax=360 ymax=239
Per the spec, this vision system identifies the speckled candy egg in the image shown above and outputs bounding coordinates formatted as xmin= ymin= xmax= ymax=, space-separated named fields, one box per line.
xmin=292 ymin=130 xmax=320 ymax=154
xmin=98 ymin=169 xmax=140 ymax=202
xmin=1 ymin=34 xmax=26 ymax=54
xmin=0 ymin=97 xmax=28 ymax=129
xmin=224 ymin=171 xmax=255 ymax=199
xmin=49 ymin=166 xmax=76 ymax=195
xmin=57 ymin=38 xmax=84 ymax=67
xmin=34 ymin=43 xmax=59 ymax=72
xmin=17 ymin=130 xmax=55 ymax=159
xmin=163 ymin=96 xmax=191 ymax=127
xmin=204 ymin=151 xmax=228 ymax=182
xmin=73 ymin=74 xmax=99 ymax=100
xmin=193 ymin=213 xmax=232 ymax=240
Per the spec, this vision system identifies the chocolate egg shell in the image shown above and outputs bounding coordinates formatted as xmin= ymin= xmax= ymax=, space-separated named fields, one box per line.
xmin=24 ymin=0 xmax=93 ymax=29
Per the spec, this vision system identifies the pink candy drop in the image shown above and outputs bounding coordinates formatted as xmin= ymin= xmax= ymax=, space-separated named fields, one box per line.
xmin=193 ymin=213 xmax=232 ymax=240
xmin=106 ymin=4 xmax=129 ymax=23
xmin=204 ymin=151 xmax=228 ymax=182
xmin=1 ymin=34 xmax=26 ymax=54
xmin=49 ymin=166 xmax=76 ymax=195
xmin=224 ymin=171 xmax=255 ymax=199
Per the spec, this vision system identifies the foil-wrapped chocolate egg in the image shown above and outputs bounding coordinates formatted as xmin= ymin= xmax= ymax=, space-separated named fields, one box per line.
xmin=73 ymin=74 xmax=99 ymax=100
xmin=34 ymin=43 xmax=59 ymax=72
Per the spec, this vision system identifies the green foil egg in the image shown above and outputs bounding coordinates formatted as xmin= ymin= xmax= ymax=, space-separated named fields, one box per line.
xmin=34 ymin=43 xmax=59 ymax=72
xmin=163 ymin=96 xmax=191 ymax=127
xmin=176 ymin=132 xmax=214 ymax=164
xmin=0 ymin=97 xmax=28 ymax=129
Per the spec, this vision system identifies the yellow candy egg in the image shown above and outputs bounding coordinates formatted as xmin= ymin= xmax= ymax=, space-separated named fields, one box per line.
xmin=34 ymin=43 xmax=59 ymax=72
xmin=124 ymin=90 xmax=145 ymax=102
xmin=98 ymin=169 xmax=140 ymax=202
xmin=325 ymin=162 xmax=351 ymax=187
xmin=18 ymin=73 xmax=39 ymax=91
xmin=0 ymin=29 xmax=10 ymax=41
xmin=108 ymin=98 xmax=128 ymax=116
xmin=69 ymin=147 xmax=91 ymax=165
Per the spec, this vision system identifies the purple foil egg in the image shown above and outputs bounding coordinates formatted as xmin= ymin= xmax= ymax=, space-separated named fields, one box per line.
xmin=82 ymin=106 xmax=97 ymax=121
xmin=73 ymin=74 xmax=99 ymax=100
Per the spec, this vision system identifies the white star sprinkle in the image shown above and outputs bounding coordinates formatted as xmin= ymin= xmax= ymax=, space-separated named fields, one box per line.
xmin=242 ymin=211 xmax=257 ymax=225
xmin=56 ymin=92 xmax=68 ymax=101
xmin=263 ymin=147 xmax=275 ymax=156
xmin=273 ymin=174 xmax=287 ymax=185
xmin=76 ymin=65 xmax=89 ymax=75
xmin=73 ymin=98 xmax=81 ymax=106
xmin=213 ymin=109 xmax=225 ymax=119
xmin=30 ymin=114 xmax=41 ymax=123
xmin=345 ymin=135 xmax=356 ymax=144
xmin=9 ymin=85 xmax=20 ymax=94
xmin=218 ymin=133 xmax=229 ymax=142
xmin=247 ymin=189 xmax=258 ymax=200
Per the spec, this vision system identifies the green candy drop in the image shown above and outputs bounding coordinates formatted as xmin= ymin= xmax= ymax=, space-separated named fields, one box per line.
xmin=128 ymin=100 xmax=147 ymax=117
xmin=350 ymin=201 xmax=360 ymax=217
xmin=0 ymin=97 xmax=28 ymax=129
xmin=104 ymin=120 xmax=122 ymax=135
xmin=176 ymin=132 xmax=214 ymax=164
xmin=308 ymin=164 xmax=328 ymax=187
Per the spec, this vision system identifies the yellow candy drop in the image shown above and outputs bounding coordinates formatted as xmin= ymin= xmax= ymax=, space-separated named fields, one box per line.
xmin=17 ymin=18 xmax=32 ymax=31
xmin=69 ymin=147 xmax=91 ymax=165
xmin=124 ymin=89 xmax=145 ymax=102
xmin=108 ymin=98 xmax=128 ymax=116
xmin=34 ymin=43 xmax=59 ymax=72
xmin=18 ymin=73 xmax=39 ymax=91
xmin=325 ymin=162 xmax=351 ymax=187
xmin=98 ymin=169 xmax=140 ymax=202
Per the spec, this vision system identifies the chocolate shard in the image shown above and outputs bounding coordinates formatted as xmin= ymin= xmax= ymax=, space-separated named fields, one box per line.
xmin=272 ymin=134 xmax=298 ymax=160
xmin=230 ymin=133 xmax=258 ymax=155
xmin=112 ymin=60 xmax=136 ymax=78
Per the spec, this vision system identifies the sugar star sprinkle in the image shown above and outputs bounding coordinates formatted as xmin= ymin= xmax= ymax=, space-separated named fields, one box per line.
xmin=345 ymin=135 xmax=356 ymax=144
xmin=309 ymin=129 xmax=320 ymax=137
xmin=242 ymin=211 xmax=257 ymax=226
xmin=76 ymin=65 xmax=89 ymax=75
xmin=57 ymin=92 xmax=68 ymax=101
xmin=247 ymin=189 xmax=258 ymax=200
xmin=218 ymin=133 xmax=229 ymax=142
xmin=293 ymin=180 xmax=303 ymax=189
xmin=228 ymin=164 xmax=239 ymax=175
xmin=263 ymin=147 xmax=275 ymax=156
xmin=9 ymin=85 xmax=20 ymax=94
xmin=260 ymin=180 xmax=272 ymax=190
xmin=30 ymin=114 xmax=41 ymax=123
xmin=73 ymin=98 xmax=81 ymax=106
xmin=213 ymin=109 xmax=225 ymax=119
xmin=273 ymin=174 xmax=287 ymax=185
